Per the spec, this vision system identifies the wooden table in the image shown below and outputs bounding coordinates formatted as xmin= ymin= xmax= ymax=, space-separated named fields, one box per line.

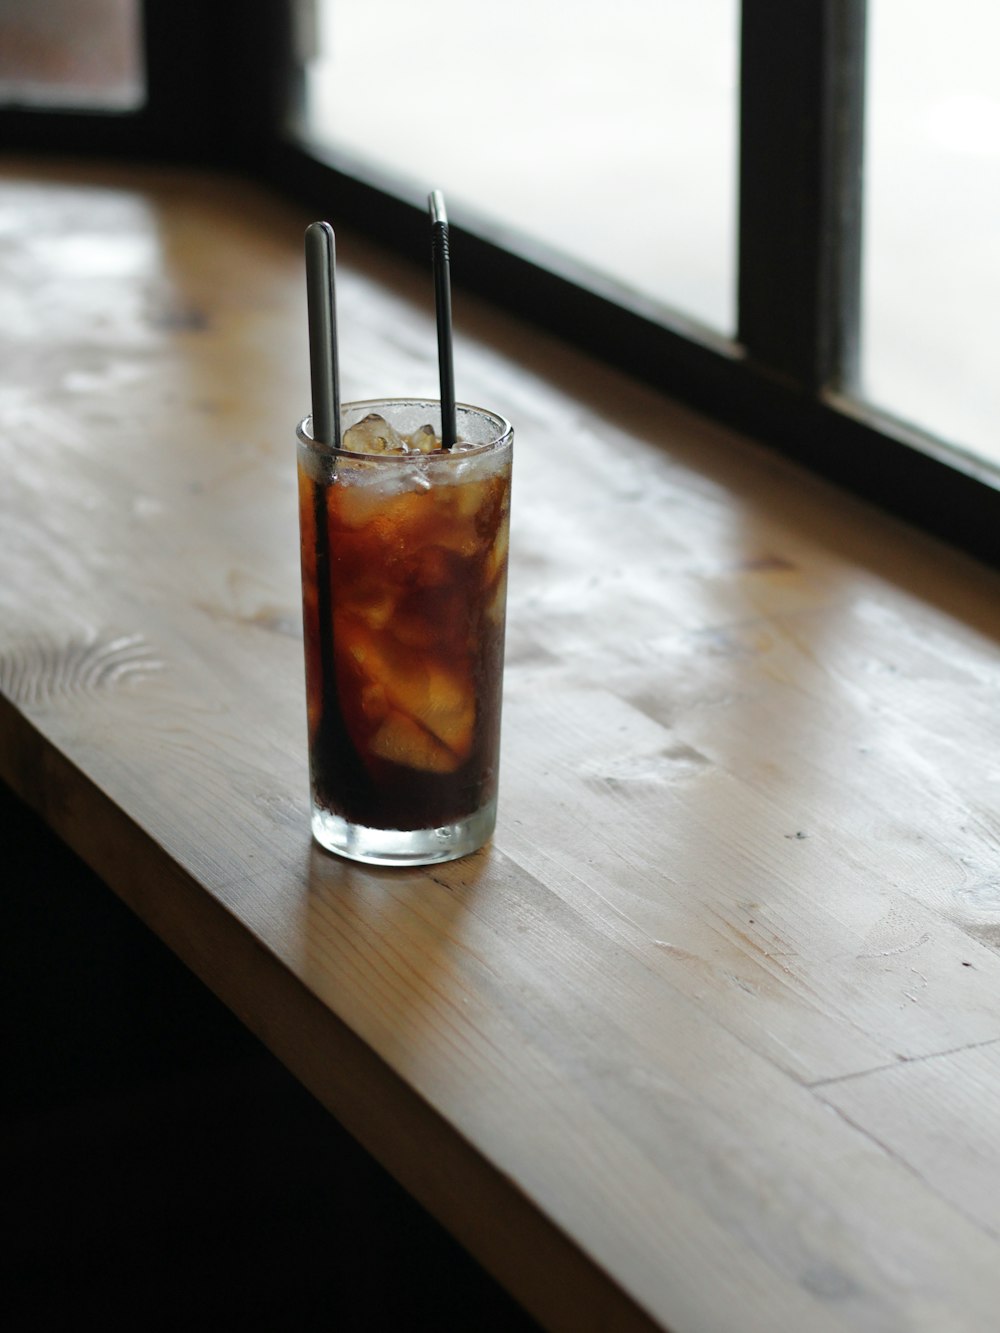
xmin=4 ymin=157 xmax=1000 ymax=1333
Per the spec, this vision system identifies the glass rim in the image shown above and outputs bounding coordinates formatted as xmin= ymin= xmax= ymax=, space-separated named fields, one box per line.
xmin=297 ymin=398 xmax=513 ymax=462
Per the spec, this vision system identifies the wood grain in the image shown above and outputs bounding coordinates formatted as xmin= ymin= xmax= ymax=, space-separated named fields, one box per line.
xmin=3 ymin=156 xmax=1000 ymax=1332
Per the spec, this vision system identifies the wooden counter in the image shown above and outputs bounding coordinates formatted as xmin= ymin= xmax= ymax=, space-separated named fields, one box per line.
xmin=4 ymin=157 xmax=1000 ymax=1333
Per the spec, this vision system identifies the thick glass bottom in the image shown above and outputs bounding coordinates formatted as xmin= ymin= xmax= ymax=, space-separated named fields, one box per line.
xmin=310 ymin=797 xmax=497 ymax=867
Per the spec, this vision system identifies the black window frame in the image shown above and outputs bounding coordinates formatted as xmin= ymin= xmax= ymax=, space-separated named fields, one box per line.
xmin=4 ymin=0 xmax=998 ymax=568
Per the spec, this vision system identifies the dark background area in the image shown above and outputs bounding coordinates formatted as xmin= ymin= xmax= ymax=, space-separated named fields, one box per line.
xmin=1 ymin=784 xmax=541 ymax=1331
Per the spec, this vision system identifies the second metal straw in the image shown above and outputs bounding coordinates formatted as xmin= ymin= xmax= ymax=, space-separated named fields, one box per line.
xmin=429 ymin=191 xmax=457 ymax=450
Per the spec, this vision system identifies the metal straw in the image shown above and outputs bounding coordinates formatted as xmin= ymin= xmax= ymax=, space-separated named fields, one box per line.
xmin=302 ymin=221 xmax=347 ymax=783
xmin=305 ymin=221 xmax=341 ymax=448
xmin=429 ymin=190 xmax=456 ymax=449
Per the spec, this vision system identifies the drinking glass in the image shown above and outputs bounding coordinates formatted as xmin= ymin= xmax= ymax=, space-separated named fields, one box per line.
xmin=297 ymin=399 xmax=513 ymax=865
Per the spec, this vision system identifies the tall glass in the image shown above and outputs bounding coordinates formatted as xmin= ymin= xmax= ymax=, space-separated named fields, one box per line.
xmin=297 ymin=399 xmax=513 ymax=866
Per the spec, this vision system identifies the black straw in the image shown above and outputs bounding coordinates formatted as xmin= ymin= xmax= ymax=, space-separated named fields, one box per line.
xmin=305 ymin=220 xmax=341 ymax=448
xmin=429 ymin=190 xmax=456 ymax=449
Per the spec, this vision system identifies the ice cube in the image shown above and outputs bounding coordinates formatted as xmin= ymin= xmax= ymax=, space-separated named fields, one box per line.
xmin=406 ymin=423 xmax=439 ymax=454
xmin=485 ymin=569 xmax=507 ymax=624
xmin=345 ymin=582 xmax=397 ymax=631
xmin=451 ymin=477 xmax=491 ymax=519
xmin=360 ymin=680 xmax=389 ymax=722
xmin=342 ymin=413 xmax=408 ymax=455
xmin=342 ymin=624 xmax=474 ymax=760
xmin=483 ymin=521 xmax=509 ymax=584
xmin=390 ymin=610 xmax=440 ymax=649
xmin=335 ymin=482 xmax=394 ymax=530
xmin=412 ymin=546 xmax=453 ymax=588
xmin=399 ymin=465 xmax=432 ymax=491
xmin=421 ymin=667 xmax=474 ymax=755
xmin=369 ymin=709 xmax=459 ymax=773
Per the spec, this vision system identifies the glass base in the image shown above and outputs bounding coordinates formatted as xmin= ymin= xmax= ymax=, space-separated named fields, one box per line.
xmin=310 ymin=798 xmax=497 ymax=867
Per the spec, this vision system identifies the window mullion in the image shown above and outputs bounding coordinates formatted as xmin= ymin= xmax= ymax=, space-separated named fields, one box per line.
xmin=140 ymin=0 xmax=293 ymax=166
xmin=737 ymin=0 xmax=866 ymax=394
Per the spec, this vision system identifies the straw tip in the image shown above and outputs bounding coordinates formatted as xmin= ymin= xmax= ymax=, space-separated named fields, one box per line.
xmin=306 ymin=221 xmax=336 ymax=264
xmin=429 ymin=190 xmax=447 ymax=226
xmin=305 ymin=221 xmax=336 ymax=273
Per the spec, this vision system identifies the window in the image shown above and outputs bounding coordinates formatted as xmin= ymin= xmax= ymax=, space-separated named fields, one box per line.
xmin=3 ymin=0 xmax=998 ymax=566
xmin=303 ymin=0 xmax=739 ymax=335
xmin=861 ymin=0 xmax=1000 ymax=470
xmin=0 ymin=0 xmax=144 ymax=111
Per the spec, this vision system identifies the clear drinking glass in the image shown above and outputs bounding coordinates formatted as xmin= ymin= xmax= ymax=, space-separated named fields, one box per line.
xmin=297 ymin=399 xmax=513 ymax=866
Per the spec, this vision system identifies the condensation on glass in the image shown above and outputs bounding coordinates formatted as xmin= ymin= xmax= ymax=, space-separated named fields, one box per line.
xmin=299 ymin=0 xmax=739 ymax=336
xmin=861 ymin=0 xmax=1000 ymax=469
xmin=0 ymin=0 xmax=144 ymax=110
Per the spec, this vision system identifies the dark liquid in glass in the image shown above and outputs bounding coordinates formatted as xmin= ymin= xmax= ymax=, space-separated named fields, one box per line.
xmin=299 ymin=452 xmax=510 ymax=833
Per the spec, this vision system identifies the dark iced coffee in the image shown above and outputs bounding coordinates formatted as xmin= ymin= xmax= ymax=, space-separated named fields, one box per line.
xmin=298 ymin=399 xmax=513 ymax=865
